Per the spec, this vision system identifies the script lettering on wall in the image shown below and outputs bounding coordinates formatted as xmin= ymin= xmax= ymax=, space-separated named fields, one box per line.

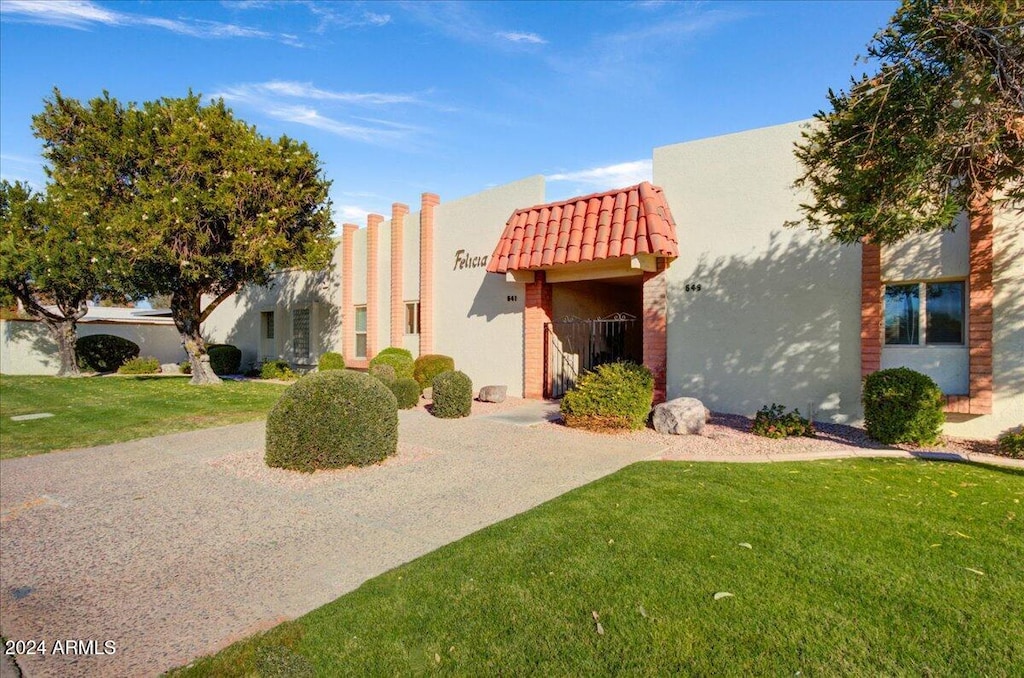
xmin=453 ymin=249 xmax=490 ymax=271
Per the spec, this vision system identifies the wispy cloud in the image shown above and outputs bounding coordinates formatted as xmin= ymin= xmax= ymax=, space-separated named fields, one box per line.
xmin=304 ymin=2 xmax=390 ymax=33
xmin=547 ymin=160 xmax=653 ymax=191
xmin=400 ymin=2 xmax=546 ymax=50
xmin=334 ymin=203 xmax=376 ymax=225
xmin=495 ymin=31 xmax=546 ymax=45
xmin=0 ymin=152 xmax=47 ymax=189
xmin=250 ymin=81 xmax=420 ymax=106
xmin=1 ymin=0 xmax=300 ymax=45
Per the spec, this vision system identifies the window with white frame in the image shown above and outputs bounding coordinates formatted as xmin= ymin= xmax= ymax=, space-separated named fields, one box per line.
xmin=884 ymin=280 xmax=965 ymax=346
xmin=355 ymin=305 xmax=367 ymax=358
xmin=405 ymin=301 xmax=420 ymax=335
xmin=292 ymin=308 xmax=311 ymax=362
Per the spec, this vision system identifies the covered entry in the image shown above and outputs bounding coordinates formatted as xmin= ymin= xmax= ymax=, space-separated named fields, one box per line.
xmin=486 ymin=182 xmax=679 ymax=402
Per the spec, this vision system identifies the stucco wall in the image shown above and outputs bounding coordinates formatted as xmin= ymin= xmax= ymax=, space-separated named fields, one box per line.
xmin=433 ymin=176 xmax=546 ymax=396
xmin=653 ymin=121 xmax=864 ymax=424
xmin=1 ymin=319 xmax=185 ymax=375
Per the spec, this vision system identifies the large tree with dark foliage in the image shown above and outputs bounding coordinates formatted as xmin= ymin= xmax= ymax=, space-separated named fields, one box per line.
xmin=793 ymin=0 xmax=1023 ymax=245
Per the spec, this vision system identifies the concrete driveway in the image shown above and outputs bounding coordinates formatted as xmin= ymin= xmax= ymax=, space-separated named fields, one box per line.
xmin=0 ymin=409 xmax=664 ymax=677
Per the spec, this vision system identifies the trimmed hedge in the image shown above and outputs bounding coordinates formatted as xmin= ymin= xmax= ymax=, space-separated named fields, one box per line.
xmin=369 ymin=347 xmax=414 ymax=381
xmin=260 ymin=359 xmax=297 ymax=381
xmin=390 ymin=377 xmax=422 ymax=409
xmin=413 ymin=354 xmax=455 ymax=389
xmin=76 ymin=334 xmax=139 ymax=373
xmin=207 ymin=344 xmax=242 ymax=375
xmin=432 ymin=370 xmax=473 ymax=418
xmin=561 ymin=361 xmax=654 ymax=431
xmin=117 ymin=355 xmax=161 ymax=374
xmin=265 ymin=370 xmax=398 ymax=472
xmin=862 ymin=367 xmax=944 ymax=445
xmin=998 ymin=427 xmax=1024 ymax=458
xmin=318 ymin=351 xmax=345 ymax=371
xmin=369 ymin=363 xmax=397 ymax=384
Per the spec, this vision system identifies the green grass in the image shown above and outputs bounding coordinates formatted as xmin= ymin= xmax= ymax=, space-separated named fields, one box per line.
xmin=173 ymin=459 xmax=1024 ymax=677
xmin=0 ymin=375 xmax=287 ymax=458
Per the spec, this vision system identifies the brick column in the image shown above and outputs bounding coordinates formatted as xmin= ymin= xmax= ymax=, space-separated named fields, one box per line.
xmin=366 ymin=213 xmax=382 ymax=360
xmin=419 ymin=193 xmax=439 ymax=356
xmin=524 ymin=271 xmax=552 ymax=399
xmin=967 ymin=191 xmax=994 ymax=415
xmin=390 ymin=203 xmax=409 ymax=348
xmin=642 ymin=259 xmax=669 ymax=404
xmin=341 ymin=223 xmax=358 ymax=362
xmin=860 ymin=242 xmax=882 ymax=377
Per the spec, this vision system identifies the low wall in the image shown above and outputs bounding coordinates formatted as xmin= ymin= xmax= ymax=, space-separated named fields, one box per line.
xmin=0 ymin=319 xmax=186 ymax=375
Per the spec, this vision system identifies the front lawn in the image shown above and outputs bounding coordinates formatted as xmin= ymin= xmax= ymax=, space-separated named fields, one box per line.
xmin=175 ymin=459 xmax=1024 ymax=676
xmin=0 ymin=375 xmax=287 ymax=458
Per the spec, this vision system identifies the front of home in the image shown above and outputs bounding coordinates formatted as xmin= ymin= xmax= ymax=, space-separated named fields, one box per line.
xmin=202 ymin=120 xmax=1023 ymax=440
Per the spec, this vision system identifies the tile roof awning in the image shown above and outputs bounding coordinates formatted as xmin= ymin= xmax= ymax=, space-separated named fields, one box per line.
xmin=487 ymin=181 xmax=678 ymax=274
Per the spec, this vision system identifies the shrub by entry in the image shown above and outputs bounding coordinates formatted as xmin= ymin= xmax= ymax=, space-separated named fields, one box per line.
xmin=390 ymin=378 xmax=422 ymax=409
xmin=862 ymin=367 xmax=944 ymax=445
xmin=117 ymin=355 xmax=161 ymax=374
xmin=76 ymin=334 xmax=139 ymax=373
xmin=413 ymin=354 xmax=455 ymax=389
xmin=206 ymin=344 xmax=242 ymax=375
xmin=369 ymin=363 xmax=397 ymax=384
xmin=432 ymin=370 xmax=472 ymax=418
xmin=369 ymin=347 xmax=414 ymax=381
xmin=265 ymin=370 xmax=398 ymax=472
xmin=318 ymin=351 xmax=345 ymax=371
xmin=752 ymin=404 xmax=814 ymax=439
xmin=561 ymin=361 xmax=654 ymax=431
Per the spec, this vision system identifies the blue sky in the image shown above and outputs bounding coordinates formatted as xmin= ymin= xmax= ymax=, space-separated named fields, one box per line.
xmin=1 ymin=0 xmax=898 ymax=225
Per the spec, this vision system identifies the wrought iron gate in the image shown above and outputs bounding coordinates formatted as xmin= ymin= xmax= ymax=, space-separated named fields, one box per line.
xmin=544 ymin=313 xmax=641 ymax=398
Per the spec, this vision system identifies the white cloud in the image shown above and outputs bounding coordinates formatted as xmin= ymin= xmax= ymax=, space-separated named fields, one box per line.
xmin=547 ymin=160 xmax=653 ymax=190
xmin=254 ymin=81 xmax=420 ymax=106
xmin=495 ymin=31 xmax=546 ymax=45
xmin=333 ymin=203 xmax=375 ymax=225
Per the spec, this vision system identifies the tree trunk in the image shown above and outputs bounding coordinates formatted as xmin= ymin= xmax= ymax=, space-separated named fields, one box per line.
xmin=44 ymin=318 xmax=82 ymax=377
xmin=172 ymin=299 xmax=222 ymax=386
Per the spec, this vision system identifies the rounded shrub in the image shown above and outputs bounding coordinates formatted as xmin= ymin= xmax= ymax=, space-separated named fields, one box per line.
xmin=265 ymin=370 xmax=398 ymax=472
xmin=76 ymin=334 xmax=139 ymax=373
xmin=206 ymin=344 xmax=242 ymax=375
xmin=413 ymin=354 xmax=455 ymax=389
xmin=862 ymin=367 xmax=945 ymax=445
xmin=369 ymin=363 xmax=397 ymax=384
xmin=561 ymin=361 xmax=654 ymax=431
xmin=431 ymin=370 xmax=473 ymax=419
xmin=390 ymin=377 xmax=422 ymax=409
xmin=117 ymin=355 xmax=161 ymax=374
xmin=318 ymin=351 xmax=345 ymax=371
xmin=369 ymin=347 xmax=414 ymax=380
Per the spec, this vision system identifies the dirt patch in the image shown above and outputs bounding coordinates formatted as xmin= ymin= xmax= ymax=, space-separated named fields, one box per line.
xmin=414 ymin=395 xmax=532 ymax=418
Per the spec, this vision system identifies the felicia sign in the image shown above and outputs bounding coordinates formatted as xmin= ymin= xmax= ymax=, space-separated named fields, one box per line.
xmin=453 ymin=249 xmax=489 ymax=271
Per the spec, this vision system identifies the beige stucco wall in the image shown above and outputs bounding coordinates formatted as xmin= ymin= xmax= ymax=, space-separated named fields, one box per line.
xmin=433 ymin=176 xmax=546 ymax=396
xmin=1 ymin=319 xmax=185 ymax=375
xmin=653 ymin=121 xmax=864 ymax=424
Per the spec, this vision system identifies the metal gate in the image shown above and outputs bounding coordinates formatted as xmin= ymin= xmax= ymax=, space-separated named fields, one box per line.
xmin=544 ymin=313 xmax=641 ymax=398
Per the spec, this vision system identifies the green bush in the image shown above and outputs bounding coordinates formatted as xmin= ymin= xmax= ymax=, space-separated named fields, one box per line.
xmin=179 ymin=360 xmax=192 ymax=375
xmin=390 ymin=377 xmax=422 ymax=410
xmin=368 ymin=363 xmax=396 ymax=384
xmin=206 ymin=344 xmax=242 ymax=375
xmin=752 ymin=403 xmax=815 ymax=439
xmin=260 ymin=359 xmax=297 ymax=381
xmin=76 ymin=334 xmax=139 ymax=372
xmin=413 ymin=354 xmax=455 ymax=389
xmin=117 ymin=355 xmax=161 ymax=374
xmin=561 ymin=361 xmax=654 ymax=431
xmin=318 ymin=351 xmax=345 ymax=371
xmin=431 ymin=370 xmax=473 ymax=419
xmin=862 ymin=367 xmax=945 ymax=445
xmin=265 ymin=370 xmax=398 ymax=472
xmin=369 ymin=347 xmax=414 ymax=381
xmin=998 ymin=427 xmax=1024 ymax=458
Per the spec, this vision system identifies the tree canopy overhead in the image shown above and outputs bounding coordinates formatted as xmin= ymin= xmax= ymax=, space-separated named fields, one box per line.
xmin=793 ymin=0 xmax=1023 ymax=245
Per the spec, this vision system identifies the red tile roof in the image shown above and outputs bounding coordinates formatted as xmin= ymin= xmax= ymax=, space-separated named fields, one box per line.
xmin=487 ymin=182 xmax=678 ymax=273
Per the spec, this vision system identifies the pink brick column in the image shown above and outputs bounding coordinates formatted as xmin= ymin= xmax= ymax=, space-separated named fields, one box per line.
xmin=524 ymin=271 xmax=552 ymax=399
xmin=419 ymin=193 xmax=439 ymax=356
xmin=366 ymin=213 xmax=382 ymax=360
xmin=860 ymin=242 xmax=882 ymax=378
xmin=390 ymin=202 xmax=409 ymax=348
xmin=341 ymin=223 xmax=358 ymax=363
xmin=967 ymin=191 xmax=994 ymax=415
xmin=642 ymin=259 xmax=669 ymax=404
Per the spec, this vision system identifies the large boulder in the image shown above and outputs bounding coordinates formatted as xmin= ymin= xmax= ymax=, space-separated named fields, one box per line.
xmin=652 ymin=397 xmax=709 ymax=435
xmin=478 ymin=385 xmax=507 ymax=403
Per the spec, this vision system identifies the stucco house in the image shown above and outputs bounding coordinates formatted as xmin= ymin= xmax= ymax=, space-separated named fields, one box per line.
xmin=202 ymin=121 xmax=1023 ymax=439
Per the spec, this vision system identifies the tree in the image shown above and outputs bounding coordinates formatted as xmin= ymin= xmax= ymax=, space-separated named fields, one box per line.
xmin=0 ymin=180 xmax=120 ymax=376
xmin=792 ymin=0 xmax=1023 ymax=245
xmin=33 ymin=91 xmax=335 ymax=384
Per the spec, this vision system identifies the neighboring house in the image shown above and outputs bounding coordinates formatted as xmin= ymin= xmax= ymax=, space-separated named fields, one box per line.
xmin=203 ymin=120 xmax=1022 ymax=439
xmin=1 ymin=306 xmax=185 ymax=375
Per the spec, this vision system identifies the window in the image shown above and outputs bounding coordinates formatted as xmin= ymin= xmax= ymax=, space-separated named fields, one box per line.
xmin=884 ymin=280 xmax=964 ymax=346
xmin=355 ymin=305 xmax=367 ymax=358
xmin=292 ymin=308 xmax=310 ymax=362
xmin=261 ymin=311 xmax=274 ymax=340
xmin=405 ymin=301 xmax=420 ymax=335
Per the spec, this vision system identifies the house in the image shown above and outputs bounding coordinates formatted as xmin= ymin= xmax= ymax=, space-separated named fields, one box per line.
xmin=203 ymin=121 xmax=1023 ymax=439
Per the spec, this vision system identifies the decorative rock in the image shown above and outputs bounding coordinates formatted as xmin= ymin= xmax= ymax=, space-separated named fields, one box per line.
xmin=652 ymin=397 xmax=709 ymax=435
xmin=161 ymin=363 xmax=181 ymax=374
xmin=478 ymin=385 xmax=507 ymax=403
xmin=422 ymin=387 xmax=432 ymax=400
